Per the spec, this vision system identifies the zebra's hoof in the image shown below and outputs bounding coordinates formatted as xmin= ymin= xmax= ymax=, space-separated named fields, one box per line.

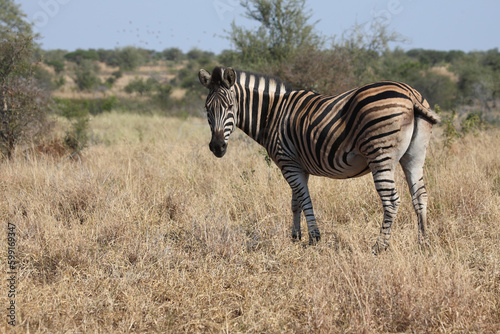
xmin=418 ymin=235 xmax=430 ymax=248
xmin=371 ymin=241 xmax=389 ymax=255
xmin=308 ymin=230 xmax=321 ymax=245
xmin=418 ymin=237 xmax=431 ymax=252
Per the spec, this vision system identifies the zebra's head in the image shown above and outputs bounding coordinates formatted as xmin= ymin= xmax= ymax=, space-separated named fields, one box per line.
xmin=198 ymin=66 xmax=237 ymax=158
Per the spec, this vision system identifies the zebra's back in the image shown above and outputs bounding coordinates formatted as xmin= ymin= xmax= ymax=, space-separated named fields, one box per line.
xmin=276 ymin=81 xmax=434 ymax=179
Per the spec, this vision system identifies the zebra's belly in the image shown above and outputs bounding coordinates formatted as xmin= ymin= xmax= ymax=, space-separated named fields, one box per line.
xmin=304 ymin=151 xmax=370 ymax=180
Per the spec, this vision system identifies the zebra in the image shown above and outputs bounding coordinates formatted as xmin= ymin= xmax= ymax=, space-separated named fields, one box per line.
xmin=198 ymin=66 xmax=440 ymax=253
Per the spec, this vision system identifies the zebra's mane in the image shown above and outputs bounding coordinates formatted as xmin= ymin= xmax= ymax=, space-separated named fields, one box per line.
xmin=234 ymin=69 xmax=293 ymax=93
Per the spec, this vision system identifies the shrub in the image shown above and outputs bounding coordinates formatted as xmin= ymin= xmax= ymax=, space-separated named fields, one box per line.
xmin=64 ymin=49 xmax=99 ymax=65
xmin=73 ymin=59 xmax=101 ymax=91
xmin=46 ymin=59 xmax=65 ymax=74
xmin=54 ymin=96 xmax=117 ymax=117
xmin=124 ymin=77 xmax=158 ymax=96
xmin=0 ymin=34 xmax=50 ymax=159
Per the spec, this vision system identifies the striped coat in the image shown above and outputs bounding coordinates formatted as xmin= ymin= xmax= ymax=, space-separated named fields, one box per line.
xmin=199 ymin=66 xmax=439 ymax=253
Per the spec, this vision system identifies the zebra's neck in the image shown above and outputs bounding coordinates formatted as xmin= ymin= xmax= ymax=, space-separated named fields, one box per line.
xmin=233 ymin=70 xmax=290 ymax=145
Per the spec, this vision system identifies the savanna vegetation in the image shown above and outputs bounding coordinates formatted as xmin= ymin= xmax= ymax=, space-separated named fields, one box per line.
xmin=1 ymin=0 xmax=499 ymax=332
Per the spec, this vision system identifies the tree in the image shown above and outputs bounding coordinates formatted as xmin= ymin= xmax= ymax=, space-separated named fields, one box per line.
xmin=124 ymin=77 xmax=157 ymax=96
xmin=73 ymin=59 xmax=101 ymax=91
xmin=0 ymin=0 xmax=33 ymax=37
xmin=226 ymin=0 xmax=403 ymax=94
xmin=162 ymin=47 xmax=184 ymax=61
xmin=272 ymin=47 xmax=357 ymax=95
xmin=0 ymin=0 xmax=50 ymax=159
xmin=0 ymin=34 xmax=49 ymax=159
xmin=228 ymin=0 xmax=321 ymax=68
xmin=64 ymin=49 xmax=99 ymax=65
xmin=46 ymin=59 xmax=65 ymax=74
xmin=117 ymin=47 xmax=147 ymax=71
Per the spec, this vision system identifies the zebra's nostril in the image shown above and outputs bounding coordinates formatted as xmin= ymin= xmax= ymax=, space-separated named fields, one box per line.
xmin=209 ymin=136 xmax=227 ymax=158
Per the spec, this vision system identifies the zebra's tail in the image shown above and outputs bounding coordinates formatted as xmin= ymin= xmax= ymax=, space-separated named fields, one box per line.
xmin=412 ymin=96 xmax=441 ymax=125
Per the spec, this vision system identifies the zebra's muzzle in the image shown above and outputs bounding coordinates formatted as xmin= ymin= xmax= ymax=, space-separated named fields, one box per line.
xmin=209 ymin=133 xmax=227 ymax=158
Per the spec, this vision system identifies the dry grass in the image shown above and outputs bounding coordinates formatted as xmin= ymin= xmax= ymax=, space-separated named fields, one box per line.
xmin=1 ymin=112 xmax=499 ymax=333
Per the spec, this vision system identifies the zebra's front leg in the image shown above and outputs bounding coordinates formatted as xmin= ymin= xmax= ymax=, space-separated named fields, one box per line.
xmin=284 ymin=170 xmax=320 ymax=244
xmin=291 ymin=192 xmax=302 ymax=240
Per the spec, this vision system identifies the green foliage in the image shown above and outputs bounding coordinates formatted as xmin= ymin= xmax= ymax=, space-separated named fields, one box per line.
xmin=228 ymin=0 xmax=321 ymax=69
xmin=5 ymin=0 xmax=496 ymax=132
xmin=187 ymin=48 xmax=214 ymax=61
xmin=124 ymin=77 xmax=157 ymax=96
xmin=64 ymin=114 xmax=89 ymax=157
xmin=440 ymin=104 xmax=488 ymax=149
xmin=105 ymin=70 xmax=122 ymax=86
xmin=123 ymin=76 xmax=172 ymax=109
xmin=259 ymin=148 xmax=272 ymax=168
xmin=271 ymin=47 xmax=356 ymax=94
xmin=154 ymin=82 xmax=172 ymax=108
xmin=451 ymin=49 xmax=500 ymax=108
xmin=64 ymin=49 xmax=99 ymax=65
xmin=0 ymin=1 xmax=52 ymax=159
xmin=99 ymin=96 xmax=118 ymax=113
xmin=406 ymin=49 xmax=449 ymax=67
xmin=55 ymin=96 xmax=117 ymax=117
xmin=34 ymin=65 xmax=57 ymax=91
xmin=73 ymin=59 xmax=101 ymax=91
xmin=440 ymin=108 xmax=460 ymax=149
xmin=162 ymin=47 xmax=184 ymax=61
xmin=174 ymin=57 xmax=219 ymax=99
xmin=43 ymin=49 xmax=68 ymax=63
xmin=408 ymin=70 xmax=458 ymax=110
xmin=226 ymin=1 xmax=404 ymax=94
xmin=461 ymin=111 xmax=485 ymax=135
xmin=46 ymin=59 xmax=65 ymax=74
xmin=115 ymin=46 xmax=147 ymax=71
xmin=0 ymin=0 xmax=34 ymax=37
xmin=111 ymin=70 xmax=122 ymax=79
xmin=55 ymin=96 xmax=116 ymax=156
xmin=53 ymin=76 xmax=66 ymax=89
xmin=225 ymin=0 xmax=498 ymax=115
xmin=0 ymin=33 xmax=49 ymax=159
xmin=96 ymin=48 xmax=119 ymax=65
xmin=68 ymin=47 xmax=150 ymax=71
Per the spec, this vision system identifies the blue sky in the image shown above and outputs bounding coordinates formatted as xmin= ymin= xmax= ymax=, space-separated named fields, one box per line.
xmin=15 ymin=0 xmax=500 ymax=53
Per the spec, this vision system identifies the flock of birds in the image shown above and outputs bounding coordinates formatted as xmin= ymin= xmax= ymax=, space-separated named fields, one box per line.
xmin=113 ymin=21 xmax=218 ymax=48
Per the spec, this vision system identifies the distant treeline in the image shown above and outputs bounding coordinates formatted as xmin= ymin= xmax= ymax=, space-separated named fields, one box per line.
xmin=40 ymin=46 xmax=500 ymax=117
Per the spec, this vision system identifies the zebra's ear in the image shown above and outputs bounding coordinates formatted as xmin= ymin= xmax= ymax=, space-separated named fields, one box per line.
xmin=223 ymin=67 xmax=236 ymax=88
xmin=199 ymin=69 xmax=211 ymax=88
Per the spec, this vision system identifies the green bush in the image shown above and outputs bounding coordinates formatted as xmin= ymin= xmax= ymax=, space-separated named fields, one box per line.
xmin=0 ymin=33 xmax=50 ymax=159
xmin=163 ymin=47 xmax=184 ymax=61
xmin=46 ymin=59 xmax=65 ymax=74
xmin=73 ymin=60 xmax=101 ymax=91
xmin=461 ymin=111 xmax=485 ymax=135
xmin=124 ymin=77 xmax=158 ymax=96
xmin=54 ymin=96 xmax=117 ymax=117
xmin=64 ymin=49 xmax=99 ymax=65
xmin=116 ymin=47 xmax=147 ymax=71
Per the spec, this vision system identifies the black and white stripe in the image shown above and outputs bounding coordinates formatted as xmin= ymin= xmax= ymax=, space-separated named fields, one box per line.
xmin=199 ymin=66 xmax=439 ymax=252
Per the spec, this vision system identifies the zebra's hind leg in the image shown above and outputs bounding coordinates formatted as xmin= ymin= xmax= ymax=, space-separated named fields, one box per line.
xmin=370 ymin=165 xmax=401 ymax=255
xmin=402 ymin=170 xmax=429 ymax=247
xmin=400 ymin=118 xmax=433 ymax=247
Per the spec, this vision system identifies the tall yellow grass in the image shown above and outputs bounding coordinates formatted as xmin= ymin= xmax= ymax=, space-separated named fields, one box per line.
xmin=1 ymin=112 xmax=499 ymax=333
